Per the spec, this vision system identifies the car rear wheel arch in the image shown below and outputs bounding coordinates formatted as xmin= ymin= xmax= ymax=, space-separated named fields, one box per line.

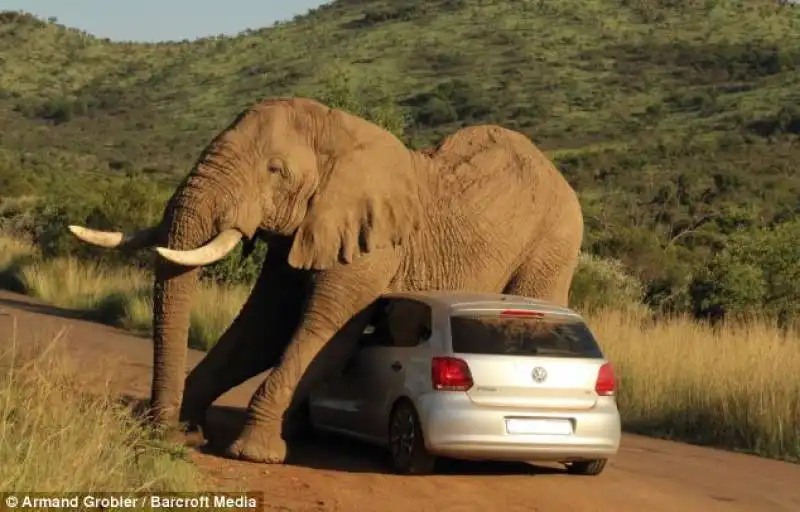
xmin=387 ymin=397 xmax=436 ymax=474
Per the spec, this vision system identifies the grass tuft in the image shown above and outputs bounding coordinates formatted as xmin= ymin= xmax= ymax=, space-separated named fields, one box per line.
xmin=0 ymin=320 xmax=202 ymax=492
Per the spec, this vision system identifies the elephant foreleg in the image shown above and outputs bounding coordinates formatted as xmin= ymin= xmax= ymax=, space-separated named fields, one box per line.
xmin=179 ymin=238 xmax=309 ymax=434
xmin=224 ymin=251 xmax=398 ymax=463
xmin=178 ymin=316 xmax=296 ymax=432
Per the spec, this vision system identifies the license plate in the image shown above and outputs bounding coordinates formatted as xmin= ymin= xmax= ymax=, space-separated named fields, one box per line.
xmin=505 ymin=418 xmax=573 ymax=435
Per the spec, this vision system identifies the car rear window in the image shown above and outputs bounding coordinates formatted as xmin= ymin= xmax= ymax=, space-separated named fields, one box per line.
xmin=449 ymin=312 xmax=603 ymax=358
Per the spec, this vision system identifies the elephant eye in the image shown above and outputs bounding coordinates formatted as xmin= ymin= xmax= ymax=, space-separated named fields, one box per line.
xmin=266 ymin=157 xmax=284 ymax=174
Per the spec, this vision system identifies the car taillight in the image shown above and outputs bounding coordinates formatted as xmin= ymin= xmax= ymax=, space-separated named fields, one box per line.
xmin=431 ymin=357 xmax=473 ymax=391
xmin=595 ymin=362 xmax=616 ymax=396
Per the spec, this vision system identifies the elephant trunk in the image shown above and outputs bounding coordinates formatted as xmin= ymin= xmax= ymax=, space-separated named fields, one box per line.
xmin=149 ymin=187 xmax=217 ymax=426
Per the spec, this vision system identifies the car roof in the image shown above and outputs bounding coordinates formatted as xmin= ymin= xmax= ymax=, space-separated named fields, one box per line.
xmin=379 ymin=290 xmax=581 ymax=317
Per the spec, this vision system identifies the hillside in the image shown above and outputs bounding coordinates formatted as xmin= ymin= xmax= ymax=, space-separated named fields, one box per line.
xmin=1 ymin=0 xmax=799 ymax=318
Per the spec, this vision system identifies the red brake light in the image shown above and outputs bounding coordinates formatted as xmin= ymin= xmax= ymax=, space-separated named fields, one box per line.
xmin=499 ymin=309 xmax=544 ymax=318
xmin=431 ymin=357 xmax=473 ymax=391
xmin=595 ymin=362 xmax=616 ymax=396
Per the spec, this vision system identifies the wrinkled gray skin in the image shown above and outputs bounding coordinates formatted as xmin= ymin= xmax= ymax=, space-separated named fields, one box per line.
xmin=69 ymin=97 xmax=584 ymax=464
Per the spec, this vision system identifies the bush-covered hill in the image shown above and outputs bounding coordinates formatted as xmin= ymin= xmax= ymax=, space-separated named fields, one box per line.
xmin=1 ymin=0 xmax=799 ymax=320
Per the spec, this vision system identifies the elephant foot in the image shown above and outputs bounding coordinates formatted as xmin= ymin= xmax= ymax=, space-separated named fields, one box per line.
xmin=178 ymin=410 xmax=207 ymax=435
xmin=224 ymin=425 xmax=287 ymax=464
xmin=143 ymin=415 xmax=205 ymax=448
xmin=163 ymin=427 xmax=207 ymax=448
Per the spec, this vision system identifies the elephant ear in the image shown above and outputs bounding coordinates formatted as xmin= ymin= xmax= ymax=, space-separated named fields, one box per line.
xmin=287 ymin=130 xmax=422 ymax=270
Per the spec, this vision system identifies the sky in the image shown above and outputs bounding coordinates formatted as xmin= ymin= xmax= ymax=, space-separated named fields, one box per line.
xmin=1 ymin=0 xmax=331 ymax=42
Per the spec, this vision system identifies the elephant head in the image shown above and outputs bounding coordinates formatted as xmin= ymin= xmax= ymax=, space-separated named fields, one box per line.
xmin=69 ymin=97 xmax=423 ymax=426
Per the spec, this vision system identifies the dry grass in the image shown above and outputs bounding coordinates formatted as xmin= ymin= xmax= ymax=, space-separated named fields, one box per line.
xmin=119 ymin=284 xmax=250 ymax=351
xmin=0 ymin=236 xmax=35 ymax=267
xmin=588 ymin=309 xmax=800 ymax=461
xmin=21 ymin=258 xmax=147 ymax=312
xmin=0 ymin=233 xmax=798 ymax=461
xmin=0 ymin=320 xmax=202 ymax=493
xmin=0 ymin=235 xmax=249 ymax=350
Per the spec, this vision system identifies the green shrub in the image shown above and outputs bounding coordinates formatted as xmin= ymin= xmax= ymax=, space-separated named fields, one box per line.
xmin=201 ymin=239 xmax=267 ymax=286
xmin=570 ymin=253 xmax=645 ymax=313
xmin=690 ymin=257 xmax=766 ymax=320
xmin=311 ymin=66 xmax=409 ymax=140
xmin=690 ymin=220 xmax=800 ymax=324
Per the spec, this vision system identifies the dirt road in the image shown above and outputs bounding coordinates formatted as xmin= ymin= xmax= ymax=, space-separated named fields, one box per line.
xmin=1 ymin=290 xmax=798 ymax=511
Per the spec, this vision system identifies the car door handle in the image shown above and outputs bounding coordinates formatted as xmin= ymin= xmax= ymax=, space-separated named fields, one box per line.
xmin=391 ymin=361 xmax=402 ymax=372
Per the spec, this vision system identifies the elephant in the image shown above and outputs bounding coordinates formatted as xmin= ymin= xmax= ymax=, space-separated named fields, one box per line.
xmin=67 ymin=97 xmax=584 ymax=464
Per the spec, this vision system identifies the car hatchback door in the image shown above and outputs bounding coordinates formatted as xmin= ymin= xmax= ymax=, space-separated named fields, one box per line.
xmin=449 ymin=308 xmax=607 ymax=414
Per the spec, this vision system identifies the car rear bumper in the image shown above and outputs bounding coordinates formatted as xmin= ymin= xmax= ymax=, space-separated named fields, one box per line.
xmin=415 ymin=392 xmax=621 ymax=462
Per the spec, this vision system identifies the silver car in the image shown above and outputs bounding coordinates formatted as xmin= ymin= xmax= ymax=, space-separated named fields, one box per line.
xmin=308 ymin=291 xmax=621 ymax=475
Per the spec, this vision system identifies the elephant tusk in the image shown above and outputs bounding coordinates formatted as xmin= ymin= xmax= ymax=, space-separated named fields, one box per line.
xmin=154 ymin=229 xmax=242 ymax=267
xmin=68 ymin=225 xmax=160 ymax=250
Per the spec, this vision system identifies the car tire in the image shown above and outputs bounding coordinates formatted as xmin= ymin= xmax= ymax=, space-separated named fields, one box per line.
xmin=565 ymin=459 xmax=608 ymax=476
xmin=388 ymin=400 xmax=436 ymax=475
xmin=283 ymin=401 xmax=315 ymax=441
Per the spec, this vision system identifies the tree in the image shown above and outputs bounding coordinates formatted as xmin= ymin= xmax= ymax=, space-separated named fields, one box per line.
xmin=690 ymin=219 xmax=800 ymax=323
xmin=311 ymin=65 xmax=409 ymax=140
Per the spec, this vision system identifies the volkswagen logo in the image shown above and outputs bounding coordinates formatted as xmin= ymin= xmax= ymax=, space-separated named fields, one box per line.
xmin=531 ymin=366 xmax=547 ymax=383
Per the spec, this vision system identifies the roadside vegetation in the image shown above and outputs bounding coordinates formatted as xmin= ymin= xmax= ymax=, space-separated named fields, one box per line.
xmin=0 ymin=322 xmax=203 ymax=494
xmin=0 ymin=0 xmax=798 ymax=469
xmin=593 ymin=310 xmax=799 ymax=462
xmin=0 ymin=236 xmax=248 ymax=351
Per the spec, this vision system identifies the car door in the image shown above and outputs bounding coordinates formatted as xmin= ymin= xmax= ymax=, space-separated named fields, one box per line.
xmin=354 ymin=298 xmax=433 ymax=442
xmin=323 ymin=298 xmax=396 ymax=442
xmin=308 ymin=301 xmax=389 ymax=437
xmin=310 ymin=298 xmax=433 ymax=444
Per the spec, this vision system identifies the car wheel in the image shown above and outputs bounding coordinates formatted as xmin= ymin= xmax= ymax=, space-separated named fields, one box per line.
xmin=283 ymin=401 xmax=315 ymax=441
xmin=388 ymin=400 xmax=436 ymax=475
xmin=565 ymin=459 xmax=608 ymax=476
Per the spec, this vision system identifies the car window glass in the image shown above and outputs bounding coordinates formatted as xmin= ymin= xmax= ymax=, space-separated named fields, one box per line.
xmin=358 ymin=299 xmax=392 ymax=347
xmin=450 ymin=314 xmax=603 ymax=358
xmin=357 ymin=298 xmax=432 ymax=348
xmin=386 ymin=299 xmax=432 ymax=347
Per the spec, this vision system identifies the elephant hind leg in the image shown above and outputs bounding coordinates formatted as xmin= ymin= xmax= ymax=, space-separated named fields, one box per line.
xmin=503 ymin=241 xmax=580 ymax=308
